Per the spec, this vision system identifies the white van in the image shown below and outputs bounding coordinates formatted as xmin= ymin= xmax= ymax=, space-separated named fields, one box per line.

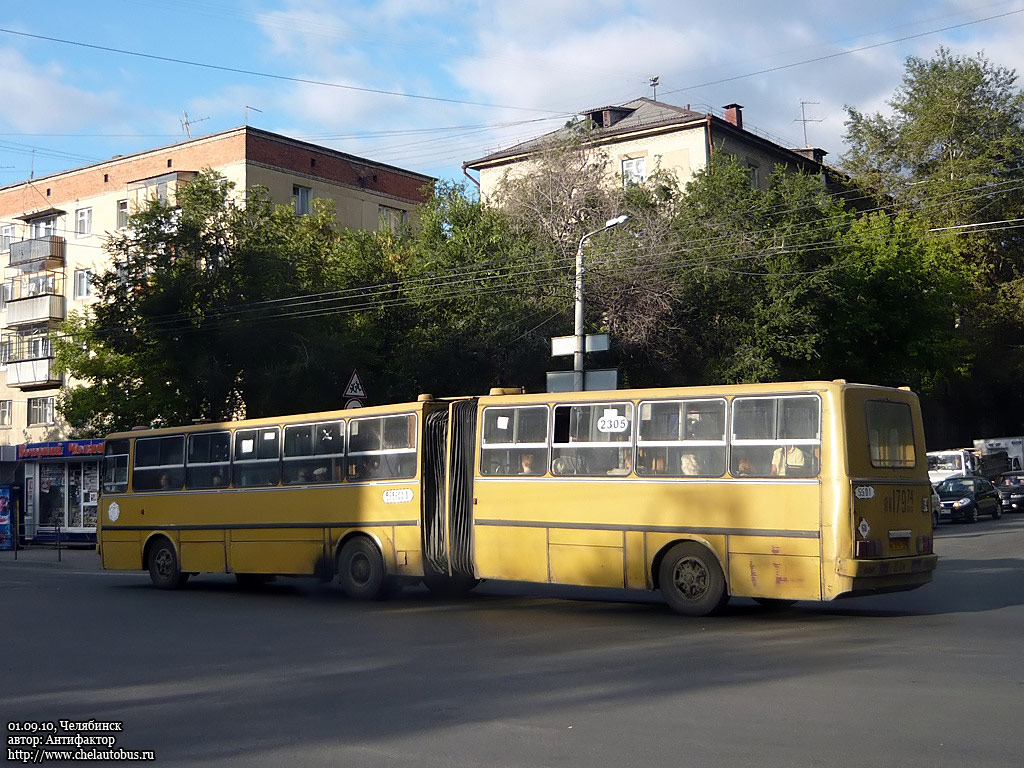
xmin=927 ymin=449 xmax=977 ymax=485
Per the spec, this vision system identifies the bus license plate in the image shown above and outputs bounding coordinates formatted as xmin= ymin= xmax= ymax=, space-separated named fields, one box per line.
xmin=890 ymin=538 xmax=908 ymax=551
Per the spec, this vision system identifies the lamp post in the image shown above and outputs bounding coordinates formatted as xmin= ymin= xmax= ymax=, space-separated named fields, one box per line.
xmin=574 ymin=214 xmax=628 ymax=392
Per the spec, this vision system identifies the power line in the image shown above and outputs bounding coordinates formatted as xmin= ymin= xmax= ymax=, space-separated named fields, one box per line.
xmin=660 ymin=7 xmax=1024 ymax=97
xmin=0 ymin=27 xmax=568 ymax=116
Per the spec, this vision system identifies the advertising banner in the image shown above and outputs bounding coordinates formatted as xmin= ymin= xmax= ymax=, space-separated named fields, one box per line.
xmin=0 ymin=485 xmax=13 ymax=551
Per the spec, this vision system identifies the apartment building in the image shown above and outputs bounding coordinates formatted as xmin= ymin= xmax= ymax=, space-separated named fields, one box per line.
xmin=0 ymin=126 xmax=433 ymax=542
xmin=464 ymin=98 xmax=844 ymax=200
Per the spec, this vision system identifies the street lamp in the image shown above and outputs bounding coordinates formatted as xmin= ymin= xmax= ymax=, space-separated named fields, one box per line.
xmin=574 ymin=214 xmax=629 ymax=391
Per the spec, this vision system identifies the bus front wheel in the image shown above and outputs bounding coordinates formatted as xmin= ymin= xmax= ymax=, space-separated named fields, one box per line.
xmin=659 ymin=542 xmax=729 ymax=617
xmin=337 ymin=538 xmax=387 ymax=600
xmin=148 ymin=539 xmax=189 ymax=590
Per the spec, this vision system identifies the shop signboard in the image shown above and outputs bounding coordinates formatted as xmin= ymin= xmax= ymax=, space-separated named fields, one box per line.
xmin=16 ymin=439 xmax=104 ymax=461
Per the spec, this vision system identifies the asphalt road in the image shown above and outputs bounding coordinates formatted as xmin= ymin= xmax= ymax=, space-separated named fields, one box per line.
xmin=2 ymin=516 xmax=1023 ymax=768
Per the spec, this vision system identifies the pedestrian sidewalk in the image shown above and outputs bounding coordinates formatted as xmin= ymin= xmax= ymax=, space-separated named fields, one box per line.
xmin=0 ymin=543 xmax=101 ymax=570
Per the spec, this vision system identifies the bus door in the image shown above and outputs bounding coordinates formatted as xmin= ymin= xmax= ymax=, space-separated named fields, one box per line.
xmin=421 ymin=399 xmax=478 ymax=581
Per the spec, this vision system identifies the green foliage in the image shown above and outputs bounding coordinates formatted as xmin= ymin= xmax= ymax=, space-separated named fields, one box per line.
xmin=57 ymin=170 xmax=384 ymax=434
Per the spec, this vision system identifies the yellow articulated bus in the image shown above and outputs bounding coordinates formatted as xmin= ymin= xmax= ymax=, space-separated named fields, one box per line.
xmin=97 ymin=380 xmax=937 ymax=616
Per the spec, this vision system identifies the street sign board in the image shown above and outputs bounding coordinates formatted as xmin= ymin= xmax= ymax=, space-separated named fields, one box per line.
xmin=546 ymin=368 xmax=619 ymax=393
xmin=344 ymin=370 xmax=366 ymax=399
xmin=550 ymin=334 xmax=611 ymax=357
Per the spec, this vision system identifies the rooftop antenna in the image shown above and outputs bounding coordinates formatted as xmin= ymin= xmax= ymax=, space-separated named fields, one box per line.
xmin=649 ymin=75 xmax=660 ymax=101
xmin=181 ymin=109 xmax=209 ymax=139
xmin=244 ymin=105 xmax=263 ymax=125
xmin=30 ymin=149 xmax=35 ymax=179
xmin=794 ymin=100 xmax=823 ymax=147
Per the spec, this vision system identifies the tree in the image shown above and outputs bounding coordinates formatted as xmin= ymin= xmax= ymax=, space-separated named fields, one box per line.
xmin=844 ymin=48 xmax=1024 ymax=443
xmin=56 ymin=170 xmax=381 ymax=434
xmin=844 ymin=47 xmax=1024 ymax=278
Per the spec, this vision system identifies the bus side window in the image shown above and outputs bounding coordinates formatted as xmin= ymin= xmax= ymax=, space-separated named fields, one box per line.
xmin=133 ymin=435 xmax=185 ymax=491
xmin=480 ymin=406 xmax=549 ymax=477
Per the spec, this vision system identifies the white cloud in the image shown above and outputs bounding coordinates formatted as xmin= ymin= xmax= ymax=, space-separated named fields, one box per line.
xmin=0 ymin=47 xmax=121 ymax=133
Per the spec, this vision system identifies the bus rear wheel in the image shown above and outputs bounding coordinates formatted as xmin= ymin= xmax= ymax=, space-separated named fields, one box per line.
xmin=337 ymin=538 xmax=387 ymax=600
xmin=659 ymin=542 xmax=728 ymax=617
xmin=148 ymin=539 xmax=189 ymax=590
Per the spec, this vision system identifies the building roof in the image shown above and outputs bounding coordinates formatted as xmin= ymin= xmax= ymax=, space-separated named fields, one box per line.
xmin=465 ymin=98 xmax=709 ymax=169
xmin=0 ymin=125 xmax=434 ymax=195
xmin=464 ymin=97 xmax=833 ymax=175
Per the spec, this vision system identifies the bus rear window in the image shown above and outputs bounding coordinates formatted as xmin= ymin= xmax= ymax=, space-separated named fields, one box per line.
xmin=866 ymin=400 xmax=916 ymax=468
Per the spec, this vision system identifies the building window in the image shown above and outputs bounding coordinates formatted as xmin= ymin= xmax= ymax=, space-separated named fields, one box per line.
xmin=29 ymin=216 xmax=56 ymax=239
xmin=622 ymin=157 xmax=646 ymax=185
xmin=23 ymin=333 xmax=52 ymax=359
xmin=27 ymin=274 xmax=55 ymax=296
xmin=378 ymin=205 xmax=407 ymax=232
xmin=116 ymin=200 xmax=129 ymax=229
xmin=0 ymin=341 xmax=9 ymax=367
xmin=293 ymin=185 xmax=311 ymax=216
xmin=747 ymin=163 xmax=760 ymax=189
xmin=0 ymin=281 xmax=11 ymax=311
xmin=73 ymin=269 xmax=93 ymax=300
xmin=28 ymin=396 xmax=55 ymax=426
xmin=0 ymin=400 xmax=11 ymax=427
xmin=75 ymin=207 xmax=93 ymax=236
xmin=1 ymin=224 xmax=13 ymax=252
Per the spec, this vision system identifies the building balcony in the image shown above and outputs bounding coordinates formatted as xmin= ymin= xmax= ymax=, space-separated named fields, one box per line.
xmin=8 ymin=236 xmax=65 ymax=268
xmin=5 ymin=294 xmax=66 ymax=326
xmin=5 ymin=358 xmax=62 ymax=389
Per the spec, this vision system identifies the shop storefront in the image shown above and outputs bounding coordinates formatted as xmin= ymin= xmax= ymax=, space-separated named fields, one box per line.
xmin=18 ymin=440 xmax=103 ymax=542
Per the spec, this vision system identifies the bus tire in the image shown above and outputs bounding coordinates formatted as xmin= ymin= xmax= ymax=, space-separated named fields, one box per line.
xmin=423 ymin=568 xmax=479 ymax=597
xmin=659 ymin=542 xmax=729 ymax=617
xmin=148 ymin=539 xmax=189 ymax=590
xmin=337 ymin=537 xmax=387 ymax=600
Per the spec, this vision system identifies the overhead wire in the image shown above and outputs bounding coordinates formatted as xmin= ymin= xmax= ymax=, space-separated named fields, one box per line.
xmin=62 ymin=170 xmax=1024 ymax=338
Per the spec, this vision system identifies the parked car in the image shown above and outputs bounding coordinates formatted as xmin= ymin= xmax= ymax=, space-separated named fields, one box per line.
xmin=934 ymin=476 xmax=1001 ymax=523
xmin=996 ymin=471 xmax=1024 ymax=513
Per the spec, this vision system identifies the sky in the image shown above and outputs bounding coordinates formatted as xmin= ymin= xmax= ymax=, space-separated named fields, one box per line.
xmin=3 ymin=0 xmax=1024 ymax=187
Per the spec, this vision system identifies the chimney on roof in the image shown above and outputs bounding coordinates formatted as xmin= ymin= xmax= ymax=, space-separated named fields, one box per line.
xmin=723 ymin=103 xmax=743 ymax=129
xmin=792 ymin=147 xmax=828 ymax=164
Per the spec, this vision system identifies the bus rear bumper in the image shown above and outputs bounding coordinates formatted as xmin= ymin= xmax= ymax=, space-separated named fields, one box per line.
xmin=837 ymin=554 xmax=937 ymax=578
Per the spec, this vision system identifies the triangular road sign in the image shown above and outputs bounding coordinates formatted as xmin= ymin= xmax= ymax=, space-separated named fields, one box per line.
xmin=344 ymin=369 xmax=366 ymax=399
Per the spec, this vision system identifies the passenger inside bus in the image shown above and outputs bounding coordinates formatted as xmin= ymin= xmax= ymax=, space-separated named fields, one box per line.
xmin=734 ymin=455 xmax=755 ymax=476
xmin=606 ymin=452 xmax=632 ymax=476
xmin=680 ymin=453 xmax=700 ymax=475
xmin=771 ymin=444 xmax=808 ymax=476
xmin=519 ymin=453 xmax=541 ymax=475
